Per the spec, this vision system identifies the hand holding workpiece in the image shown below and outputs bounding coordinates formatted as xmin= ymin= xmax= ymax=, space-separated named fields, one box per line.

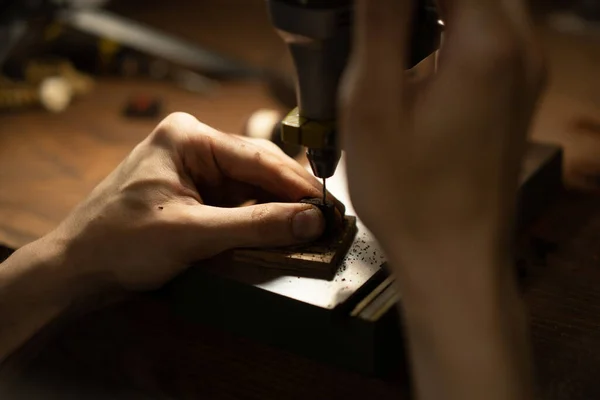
xmin=339 ymin=1 xmax=545 ymax=400
xmin=48 ymin=112 xmax=346 ymax=292
xmin=0 ymin=112 xmax=343 ymax=363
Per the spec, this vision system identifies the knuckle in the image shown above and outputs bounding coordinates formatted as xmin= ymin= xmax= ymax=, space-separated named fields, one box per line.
xmin=163 ymin=111 xmax=198 ymax=128
xmin=251 ymin=205 xmax=273 ymax=236
xmin=254 ymin=137 xmax=279 ymax=151
xmin=253 ymin=148 xmax=263 ymax=164
xmin=250 ymin=142 xmax=280 ymax=168
xmin=250 ymin=204 xmax=289 ymax=237
xmin=246 ymin=136 xmax=268 ymax=146
xmin=251 ymin=204 xmax=271 ymax=224
xmin=152 ymin=112 xmax=198 ymax=143
xmin=256 ymin=138 xmax=273 ymax=146
xmin=272 ymin=160 xmax=289 ymax=176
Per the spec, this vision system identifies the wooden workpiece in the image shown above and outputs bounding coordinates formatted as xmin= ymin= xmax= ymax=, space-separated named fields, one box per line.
xmin=231 ymin=215 xmax=357 ymax=280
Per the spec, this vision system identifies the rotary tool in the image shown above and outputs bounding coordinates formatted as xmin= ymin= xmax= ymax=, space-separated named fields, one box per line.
xmin=266 ymin=0 xmax=441 ymax=204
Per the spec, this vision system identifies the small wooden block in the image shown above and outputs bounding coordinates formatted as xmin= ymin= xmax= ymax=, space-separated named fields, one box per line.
xmin=231 ymin=216 xmax=357 ymax=280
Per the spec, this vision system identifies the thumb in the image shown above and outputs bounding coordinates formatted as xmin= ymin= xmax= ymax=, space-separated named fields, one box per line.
xmin=194 ymin=203 xmax=325 ymax=250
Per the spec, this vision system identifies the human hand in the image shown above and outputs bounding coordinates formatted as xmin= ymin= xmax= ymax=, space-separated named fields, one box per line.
xmin=339 ymin=0 xmax=545 ymax=269
xmin=46 ymin=112 xmax=341 ymax=293
xmin=338 ymin=3 xmax=543 ymax=398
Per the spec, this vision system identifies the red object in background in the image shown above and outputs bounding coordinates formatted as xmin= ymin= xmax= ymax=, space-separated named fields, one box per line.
xmin=123 ymin=94 xmax=162 ymax=118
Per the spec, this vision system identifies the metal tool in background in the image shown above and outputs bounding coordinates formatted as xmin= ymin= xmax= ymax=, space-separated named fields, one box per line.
xmin=56 ymin=7 xmax=266 ymax=80
xmin=267 ymin=0 xmax=442 ymax=204
xmin=0 ymin=58 xmax=93 ymax=112
xmin=0 ymin=0 xmax=265 ymax=80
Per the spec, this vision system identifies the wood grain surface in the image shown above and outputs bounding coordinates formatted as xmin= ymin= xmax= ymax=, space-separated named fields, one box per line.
xmin=2 ymin=1 xmax=600 ymax=398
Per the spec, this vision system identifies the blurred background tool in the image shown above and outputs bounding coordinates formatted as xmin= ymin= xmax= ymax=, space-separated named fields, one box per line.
xmin=122 ymin=93 xmax=162 ymax=119
xmin=0 ymin=0 xmax=265 ymax=80
xmin=0 ymin=58 xmax=93 ymax=112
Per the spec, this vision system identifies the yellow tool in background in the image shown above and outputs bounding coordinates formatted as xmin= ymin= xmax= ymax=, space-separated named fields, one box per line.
xmin=0 ymin=59 xmax=94 ymax=113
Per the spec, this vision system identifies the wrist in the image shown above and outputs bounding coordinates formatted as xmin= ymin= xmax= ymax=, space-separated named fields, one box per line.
xmin=386 ymin=243 xmax=533 ymax=400
xmin=398 ymin=275 xmax=532 ymax=400
xmin=395 ymin=255 xmax=524 ymax=327
xmin=383 ymin=222 xmax=511 ymax=283
xmin=9 ymin=237 xmax=79 ymax=309
xmin=0 ymin=234 xmax=90 ymax=363
xmin=17 ymin=231 xmax=105 ymax=308
xmin=382 ymin=226 xmax=520 ymax=315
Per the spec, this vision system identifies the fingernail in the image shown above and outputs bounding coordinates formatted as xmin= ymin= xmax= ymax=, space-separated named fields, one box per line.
xmin=292 ymin=207 xmax=324 ymax=240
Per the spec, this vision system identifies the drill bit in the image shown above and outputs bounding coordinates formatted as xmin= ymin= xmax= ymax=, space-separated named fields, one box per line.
xmin=322 ymin=178 xmax=327 ymax=205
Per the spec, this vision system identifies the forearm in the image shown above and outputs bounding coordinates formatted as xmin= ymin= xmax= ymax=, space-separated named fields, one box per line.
xmin=388 ymin=238 xmax=534 ymax=400
xmin=0 ymin=236 xmax=82 ymax=364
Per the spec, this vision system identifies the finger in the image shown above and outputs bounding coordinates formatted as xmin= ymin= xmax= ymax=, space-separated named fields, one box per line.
xmin=354 ymin=0 xmax=413 ymax=74
xmin=186 ymin=203 xmax=325 ymax=251
xmin=437 ymin=0 xmax=502 ymax=19
xmin=341 ymin=1 xmax=413 ymax=151
xmin=436 ymin=0 xmax=514 ymax=57
xmin=237 ymin=136 xmax=346 ymax=215
xmin=431 ymin=0 xmax=525 ymax=107
xmin=182 ymin=124 xmax=323 ymax=203
xmin=199 ymin=180 xmax=260 ymax=207
xmin=152 ymin=114 xmax=315 ymax=202
xmin=237 ymin=135 xmax=282 ymax=154
xmin=502 ymin=0 xmax=546 ymax=90
xmin=159 ymin=114 xmax=345 ymax=215
xmin=222 ymin=134 xmax=328 ymax=202
xmin=240 ymin=186 xmax=344 ymax=231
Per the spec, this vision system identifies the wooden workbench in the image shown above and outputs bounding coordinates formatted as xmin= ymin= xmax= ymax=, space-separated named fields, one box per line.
xmin=0 ymin=79 xmax=600 ymax=400
xmin=2 ymin=1 xmax=600 ymax=398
